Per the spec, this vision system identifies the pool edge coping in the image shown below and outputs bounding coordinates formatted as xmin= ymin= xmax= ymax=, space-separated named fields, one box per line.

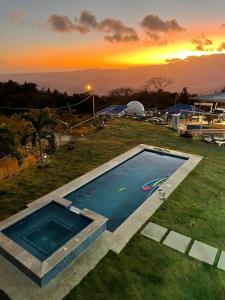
xmin=108 ymin=145 xmax=202 ymax=253
xmin=25 ymin=144 xmax=202 ymax=253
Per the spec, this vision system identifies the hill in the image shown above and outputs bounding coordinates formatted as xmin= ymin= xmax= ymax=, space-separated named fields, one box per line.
xmin=0 ymin=54 xmax=225 ymax=95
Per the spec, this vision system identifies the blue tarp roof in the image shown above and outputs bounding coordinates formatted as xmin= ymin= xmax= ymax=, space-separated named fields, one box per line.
xmin=165 ymin=104 xmax=205 ymax=115
xmin=97 ymin=105 xmax=127 ymax=115
xmin=192 ymin=93 xmax=225 ymax=103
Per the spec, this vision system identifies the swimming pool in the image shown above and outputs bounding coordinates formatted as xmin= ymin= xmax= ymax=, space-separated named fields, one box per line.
xmin=0 ymin=145 xmax=202 ymax=290
xmin=65 ymin=150 xmax=186 ymax=231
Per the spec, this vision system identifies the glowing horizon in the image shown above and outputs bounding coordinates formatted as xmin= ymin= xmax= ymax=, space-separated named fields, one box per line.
xmin=107 ymin=37 xmax=225 ymax=67
xmin=1 ymin=1 xmax=225 ymax=73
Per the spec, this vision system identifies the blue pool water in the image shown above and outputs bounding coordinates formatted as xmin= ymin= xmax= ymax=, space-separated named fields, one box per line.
xmin=65 ymin=150 xmax=186 ymax=231
xmin=2 ymin=202 xmax=92 ymax=261
xmin=187 ymin=124 xmax=208 ymax=130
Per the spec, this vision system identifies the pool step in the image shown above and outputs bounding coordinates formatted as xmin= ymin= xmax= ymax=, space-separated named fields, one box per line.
xmin=68 ymin=205 xmax=80 ymax=215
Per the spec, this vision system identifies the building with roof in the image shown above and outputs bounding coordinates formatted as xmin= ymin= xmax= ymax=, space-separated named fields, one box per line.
xmin=164 ymin=104 xmax=205 ymax=116
xmin=97 ymin=105 xmax=127 ymax=117
xmin=191 ymin=93 xmax=225 ymax=111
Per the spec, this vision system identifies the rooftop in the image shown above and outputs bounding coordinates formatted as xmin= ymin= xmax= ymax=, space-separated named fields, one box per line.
xmin=191 ymin=92 xmax=225 ymax=103
xmin=97 ymin=105 xmax=127 ymax=115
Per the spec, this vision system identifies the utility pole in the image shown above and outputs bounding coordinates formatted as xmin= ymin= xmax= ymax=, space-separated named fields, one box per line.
xmin=86 ymin=84 xmax=96 ymax=124
xmin=92 ymin=90 xmax=96 ymax=122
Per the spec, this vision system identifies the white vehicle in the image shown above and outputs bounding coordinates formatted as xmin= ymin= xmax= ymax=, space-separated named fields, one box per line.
xmin=213 ymin=107 xmax=225 ymax=118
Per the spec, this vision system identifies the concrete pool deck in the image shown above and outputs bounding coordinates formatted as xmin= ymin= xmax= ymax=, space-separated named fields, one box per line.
xmin=0 ymin=144 xmax=203 ymax=299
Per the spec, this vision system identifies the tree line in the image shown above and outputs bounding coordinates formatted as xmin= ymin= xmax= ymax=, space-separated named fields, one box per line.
xmin=0 ymin=78 xmax=191 ymax=116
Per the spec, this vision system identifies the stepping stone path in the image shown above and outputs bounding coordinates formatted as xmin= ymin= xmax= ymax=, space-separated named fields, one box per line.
xmin=217 ymin=251 xmax=225 ymax=271
xmin=188 ymin=241 xmax=218 ymax=265
xmin=141 ymin=222 xmax=168 ymax=242
xmin=163 ymin=231 xmax=191 ymax=253
xmin=141 ymin=222 xmax=223 ymax=270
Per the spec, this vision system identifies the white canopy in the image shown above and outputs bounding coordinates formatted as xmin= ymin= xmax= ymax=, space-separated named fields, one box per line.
xmin=125 ymin=101 xmax=145 ymax=116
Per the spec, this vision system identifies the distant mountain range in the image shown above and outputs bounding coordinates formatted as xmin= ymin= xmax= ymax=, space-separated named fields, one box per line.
xmin=1 ymin=54 xmax=225 ymax=95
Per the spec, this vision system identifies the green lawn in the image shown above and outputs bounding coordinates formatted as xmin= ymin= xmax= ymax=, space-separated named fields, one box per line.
xmin=65 ymin=237 xmax=225 ymax=300
xmin=1 ymin=119 xmax=225 ymax=299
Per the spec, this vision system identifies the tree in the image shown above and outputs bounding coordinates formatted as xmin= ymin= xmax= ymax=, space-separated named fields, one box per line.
xmin=21 ymin=111 xmax=57 ymax=167
xmin=143 ymin=76 xmax=173 ymax=93
xmin=109 ymin=87 xmax=134 ymax=98
xmin=142 ymin=76 xmax=173 ymax=109
xmin=0 ymin=127 xmax=23 ymax=165
xmin=178 ymin=87 xmax=189 ymax=104
xmin=108 ymin=87 xmax=135 ymax=104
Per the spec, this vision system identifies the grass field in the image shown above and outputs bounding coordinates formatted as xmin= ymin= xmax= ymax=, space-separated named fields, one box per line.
xmin=1 ymin=119 xmax=225 ymax=299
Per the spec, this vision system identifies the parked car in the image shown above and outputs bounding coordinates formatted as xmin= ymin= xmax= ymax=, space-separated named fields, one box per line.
xmin=213 ymin=108 xmax=225 ymax=119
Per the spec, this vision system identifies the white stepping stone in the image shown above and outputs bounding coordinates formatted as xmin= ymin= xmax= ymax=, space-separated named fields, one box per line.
xmin=188 ymin=240 xmax=218 ymax=265
xmin=163 ymin=231 xmax=191 ymax=253
xmin=141 ymin=222 xmax=168 ymax=242
xmin=217 ymin=251 xmax=225 ymax=270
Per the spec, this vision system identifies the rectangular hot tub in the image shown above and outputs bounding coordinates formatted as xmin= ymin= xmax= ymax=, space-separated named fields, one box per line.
xmin=0 ymin=197 xmax=107 ymax=287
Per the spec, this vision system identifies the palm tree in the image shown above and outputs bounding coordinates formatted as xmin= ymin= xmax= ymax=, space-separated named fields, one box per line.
xmin=21 ymin=111 xmax=57 ymax=167
xmin=0 ymin=127 xmax=23 ymax=166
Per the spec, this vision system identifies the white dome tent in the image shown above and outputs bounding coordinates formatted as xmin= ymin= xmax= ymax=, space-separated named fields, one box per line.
xmin=125 ymin=101 xmax=145 ymax=117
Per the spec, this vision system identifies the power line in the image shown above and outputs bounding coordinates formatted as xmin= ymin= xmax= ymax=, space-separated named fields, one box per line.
xmin=71 ymin=116 xmax=95 ymax=129
xmin=0 ymin=94 xmax=92 ymax=111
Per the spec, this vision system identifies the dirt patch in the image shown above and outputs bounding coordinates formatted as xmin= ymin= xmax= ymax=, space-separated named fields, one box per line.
xmin=0 ymin=155 xmax=36 ymax=180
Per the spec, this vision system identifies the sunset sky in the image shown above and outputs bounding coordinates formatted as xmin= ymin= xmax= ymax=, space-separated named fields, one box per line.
xmin=1 ymin=0 xmax=225 ymax=73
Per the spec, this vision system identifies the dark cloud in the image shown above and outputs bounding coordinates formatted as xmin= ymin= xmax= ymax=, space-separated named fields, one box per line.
xmin=99 ymin=18 xmax=139 ymax=42
xmin=143 ymin=32 xmax=168 ymax=46
xmin=217 ymin=42 xmax=225 ymax=51
xmin=192 ymin=38 xmax=213 ymax=51
xmin=47 ymin=12 xmax=184 ymax=44
xmin=48 ymin=14 xmax=90 ymax=33
xmin=48 ymin=15 xmax=76 ymax=32
xmin=78 ymin=10 xmax=98 ymax=29
xmin=221 ymin=24 xmax=225 ymax=29
xmin=47 ymin=11 xmax=139 ymax=43
xmin=140 ymin=15 xmax=185 ymax=33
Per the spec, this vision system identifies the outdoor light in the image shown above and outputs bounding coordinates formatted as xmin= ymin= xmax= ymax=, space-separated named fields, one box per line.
xmin=86 ymin=84 xmax=92 ymax=92
xmin=85 ymin=84 xmax=96 ymax=121
xmin=158 ymin=188 xmax=166 ymax=201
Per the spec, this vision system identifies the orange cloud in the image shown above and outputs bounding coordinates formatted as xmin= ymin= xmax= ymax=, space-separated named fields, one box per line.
xmin=217 ymin=42 xmax=225 ymax=51
xmin=191 ymin=37 xmax=213 ymax=51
